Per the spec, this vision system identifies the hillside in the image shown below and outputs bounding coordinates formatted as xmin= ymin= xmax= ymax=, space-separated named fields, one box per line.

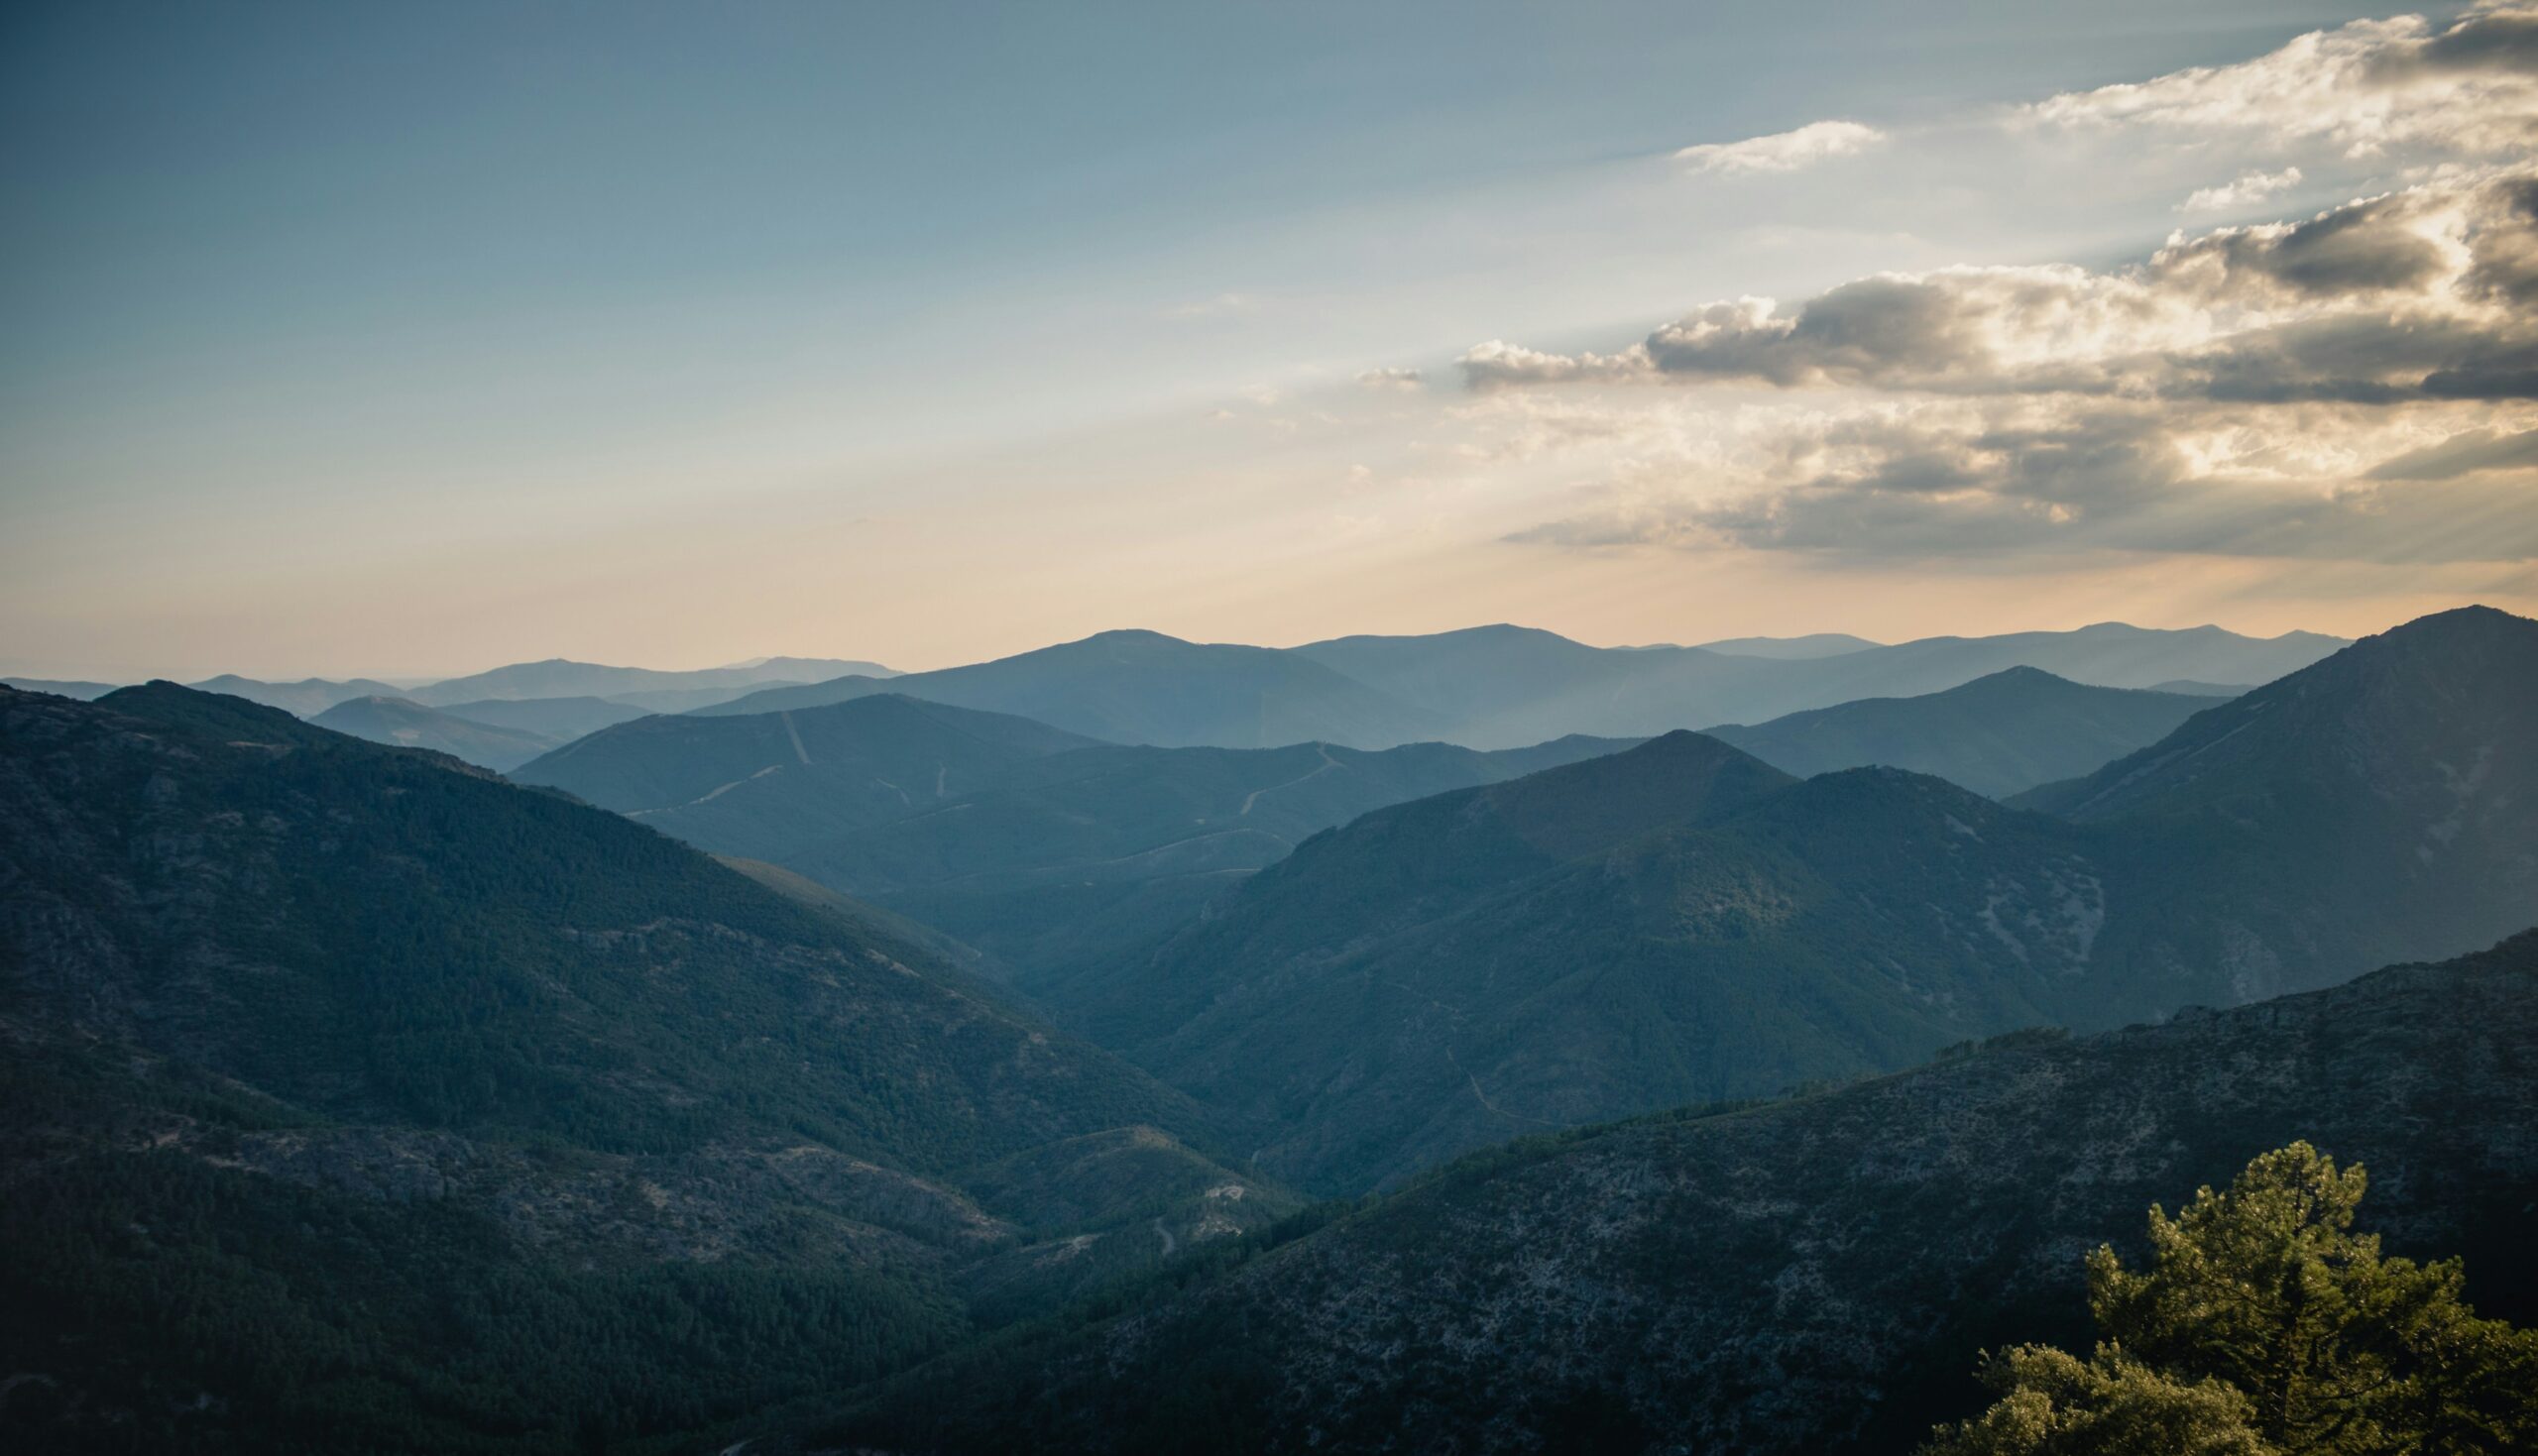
xmin=309 ymin=694 xmax=564 ymax=771
xmin=513 ymin=694 xmax=1105 ymax=859
xmin=2014 ymin=605 xmax=2538 ymax=1012
xmin=785 ymin=733 xmax=1638 ymax=976
xmin=433 ymin=694 xmax=653 ymax=739
xmin=1058 ymin=738 xmax=2117 ymax=1192
xmin=0 ymin=683 xmax=1277 ymax=1453
xmin=816 ymin=932 xmax=2538 ymax=1456
xmin=1704 ymin=667 xmax=2220 ymax=798
xmin=699 ymin=629 xmax=1450 ymax=749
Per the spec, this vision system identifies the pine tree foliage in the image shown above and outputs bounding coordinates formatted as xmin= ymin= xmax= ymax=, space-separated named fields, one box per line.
xmin=1922 ymin=1144 xmax=2538 ymax=1456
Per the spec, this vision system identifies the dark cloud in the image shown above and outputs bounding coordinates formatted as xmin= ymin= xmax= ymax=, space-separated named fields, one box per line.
xmin=1512 ymin=402 xmax=2538 ymax=565
xmin=1467 ymin=172 xmax=2538 ymax=407
xmin=2367 ymin=427 xmax=2538 ymax=480
xmin=2151 ymin=194 xmax=2448 ymax=299
xmin=2402 ymin=5 xmax=2538 ymax=75
xmin=2465 ymin=175 xmax=2538 ymax=302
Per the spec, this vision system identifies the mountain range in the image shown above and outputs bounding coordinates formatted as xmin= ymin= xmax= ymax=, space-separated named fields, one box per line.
xmin=1034 ymin=607 xmax=2538 ymax=1192
xmin=25 ymin=621 xmax=2332 ymax=765
xmin=698 ymin=629 xmax=1456 ymax=747
xmin=696 ymin=620 xmax=2339 ymax=752
xmin=1285 ymin=620 xmax=2342 ymax=748
xmin=3 ymin=605 xmax=2527 ymax=1455
xmin=404 ymin=655 xmax=896 ymax=712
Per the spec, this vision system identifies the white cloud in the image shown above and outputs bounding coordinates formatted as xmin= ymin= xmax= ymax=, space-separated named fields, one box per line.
xmin=1673 ymin=119 xmax=1888 ymax=174
xmin=2022 ymin=4 xmax=2538 ymax=159
xmin=2181 ymin=167 xmax=2305 ymax=214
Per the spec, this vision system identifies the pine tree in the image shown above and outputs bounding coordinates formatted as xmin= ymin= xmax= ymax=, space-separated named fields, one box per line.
xmin=1921 ymin=1143 xmax=2538 ymax=1456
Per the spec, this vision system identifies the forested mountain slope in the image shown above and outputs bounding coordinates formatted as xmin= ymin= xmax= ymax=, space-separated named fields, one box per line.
xmin=0 ymin=683 xmax=1280 ymax=1453
xmin=816 ymin=933 xmax=2538 ymax=1456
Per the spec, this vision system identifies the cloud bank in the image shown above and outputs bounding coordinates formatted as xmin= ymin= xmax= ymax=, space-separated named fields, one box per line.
xmin=2022 ymin=2 xmax=2538 ymax=158
xmin=1465 ymin=161 xmax=2538 ymax=565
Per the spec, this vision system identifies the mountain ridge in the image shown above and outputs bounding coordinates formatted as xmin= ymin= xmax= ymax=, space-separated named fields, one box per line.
xmin=1703 ymin=667 xmax=2224 ymax=798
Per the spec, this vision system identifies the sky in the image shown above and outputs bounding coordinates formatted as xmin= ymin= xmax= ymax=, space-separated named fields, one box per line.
xmin=3 ymin=0 xmax=2533 ymax=680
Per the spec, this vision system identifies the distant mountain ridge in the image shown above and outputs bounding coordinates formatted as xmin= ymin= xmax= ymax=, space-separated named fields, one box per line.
xmin=405 ymin=654 xmax=896 ymax=712
xmin=688 ymin=620 xmax=2337 ymax=755
xmin=186 ymin=672 xmax=408 ymax=716
xmin=1704 ymin=667 xmax=2222 ymax=798
xmin=308 ymin=694 xmax=564 ymax=771
xmin=0 ymin=676 xmax=120 ymax=700
xmin=1685 ymin=631 xmax=1882 ymax=658
xmin=700 ymin=628 xmax=1454 ymax=748
xmin=1287 ymin=620 xmax=2345 ymax=748
xmin=105 ymin=619 xmax=2341 ymax=748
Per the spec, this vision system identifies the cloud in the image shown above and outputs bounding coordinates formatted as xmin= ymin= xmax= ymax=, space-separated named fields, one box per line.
xmin=1356 ymin=367 xmax=1426 ymax=392
xmin=1509 ymin=397 xmax=2538 ymax=565
xmin=1469 ymin=168 xmax=2538 ymax=567
xmin=1463 ymin=172 xmax=2538 ymax=405
xmin=2366 ymin=426 xmax=2538 ymax=479
xmin=2021 ymin=3 xmax=2538 ymax=158
xmin=1450 ymin=12 xmax=2538 ymax=572
xmin=1673 ymin=119 xmax=1887 ymax=174
xmin=2181 ymin=167 xmax=2304 ymax=214
xmin=1458 ymin=339 xmax=1653 ymax=391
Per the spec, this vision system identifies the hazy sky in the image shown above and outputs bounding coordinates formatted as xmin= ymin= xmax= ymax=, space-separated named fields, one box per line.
xmin=4 ymin=1 xmax=2533 ymax=679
